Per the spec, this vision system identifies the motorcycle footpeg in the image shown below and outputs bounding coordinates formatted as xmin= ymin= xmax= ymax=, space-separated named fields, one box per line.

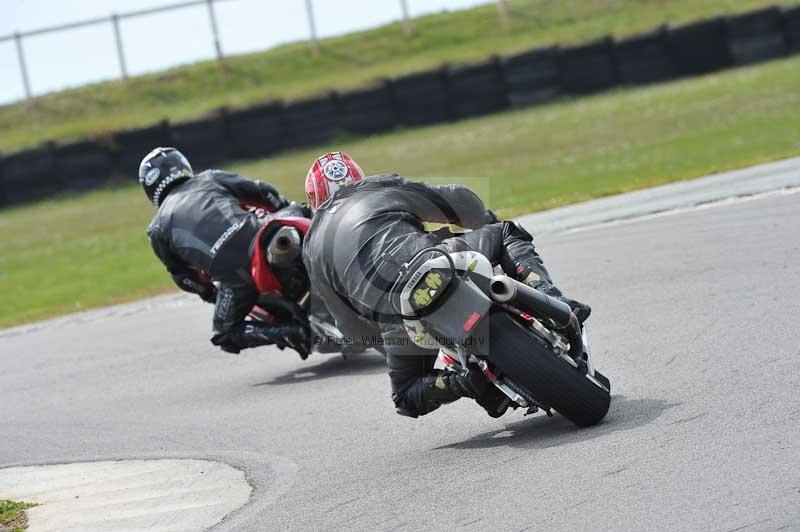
xmin=524 ymin=406 xmax=539 ymax=416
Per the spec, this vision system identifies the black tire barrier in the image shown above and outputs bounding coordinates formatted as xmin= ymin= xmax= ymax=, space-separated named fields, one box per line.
xmin=0 ymin=144 xmax=59 ymax=205
xmin=4 ymin=4 xmax=800 ymax=210
xmin=667 ymin=17 xmax=733 ymax=76
xmin=447 ymin=58 xmax=509 ymax=119
xmin=558 ymin=38 xmax=619 ymax=94
xmin=224 ymin=102 xmax=288 ymax=159
xmin=783 ymin=5 xmax=800 ymax=52
xmin=283 ymin=93 xmax=341 ymax=147
xmin=0 ymin=155 xmax=5 ymax=206
xmin=501 ymin=46 xmax=561 ymax=108
xmin=338 ymin=82 xmax=398 ymax=135
xmin=614 ymin=27 xmax=677 ymax=85
xmin=114 ymin=121 xmax=173 ymax=180
xmin=170 ymin=113 xmax=230 ymax=171
xmin=727 ymin=7 xmax=787 ymax=65
xmin=390 ymin=68 xmax=450 ymax=126
xmin=54 ymin=140 xmax=114 ymax=192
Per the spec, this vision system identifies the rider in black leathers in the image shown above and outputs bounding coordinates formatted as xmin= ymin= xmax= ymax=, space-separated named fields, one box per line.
xmin=302 ymin=154 xmax=589 ymax=418
xmin=141 ymin=147 xmax=312 ymax=357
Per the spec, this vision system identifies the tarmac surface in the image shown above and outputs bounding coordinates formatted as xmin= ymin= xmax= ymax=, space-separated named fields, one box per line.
xmin=2 ymin=159 xmax=799 ymax=531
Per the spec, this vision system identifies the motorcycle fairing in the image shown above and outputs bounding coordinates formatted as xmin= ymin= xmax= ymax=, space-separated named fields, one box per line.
xmin=250 ymin=216 xmax=311 ymax=294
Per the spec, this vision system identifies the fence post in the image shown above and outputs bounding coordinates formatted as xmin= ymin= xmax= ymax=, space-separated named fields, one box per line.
xmin=497 ymin=0 xmax=510 ymax=31
xmin=305 ymin=0 xmax=320 ymax=57
xmin=13 ymin=32 xmax=33 ymax=101
xmin=399 ymin=0 xmax=413 ymax=36
xmin=111 ymin=14 xmax=129 ymax=81
xmin=206 ymin=0 xmax=224 ymax=64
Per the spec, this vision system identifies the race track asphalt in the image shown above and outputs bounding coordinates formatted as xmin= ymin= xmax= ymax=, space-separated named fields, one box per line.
xmin=1 ymin=169 xmax=799 ymax=531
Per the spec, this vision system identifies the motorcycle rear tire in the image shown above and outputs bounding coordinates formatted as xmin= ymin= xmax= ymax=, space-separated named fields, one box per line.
xmin=479 ymin=310 xmax=610 ymax=427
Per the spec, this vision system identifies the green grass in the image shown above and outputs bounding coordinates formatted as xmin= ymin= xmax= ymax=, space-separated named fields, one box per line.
xmin=1 ymin=0 xmax=797 ymax=152
xmin=1 ymin=55 xmax=799 ymax=328
xmin=0 ymin=500 xmax=36 ymax=532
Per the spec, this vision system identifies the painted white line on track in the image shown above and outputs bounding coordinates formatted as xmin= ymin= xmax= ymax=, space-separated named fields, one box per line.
xmin=565 ymin=185 xmax=800 ymax=234
xmin=0 ymin=293 xmax=193 ymax=339
xmin=517 ymin=156 xmax=800 ymax=235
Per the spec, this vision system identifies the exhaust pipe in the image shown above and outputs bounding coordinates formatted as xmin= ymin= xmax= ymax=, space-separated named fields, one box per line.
xmin=489 ymin=275 xmax=584 ymax=361
xmin=266 ymin=226 xmax=302 ymax=267
xmin=490 ymin=276 xmax=573 ymax=328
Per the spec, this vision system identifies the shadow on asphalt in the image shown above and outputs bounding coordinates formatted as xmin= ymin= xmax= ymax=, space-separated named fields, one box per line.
xmin=437 ymin=396 xmax=677 ymax=451
xmin=252 ymin=352 xmax=387 ymax=386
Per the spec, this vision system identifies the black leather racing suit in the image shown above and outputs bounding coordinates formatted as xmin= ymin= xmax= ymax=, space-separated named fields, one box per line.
xmin=147 ymin=169 xmax=307 ymax=353
xmin=302 ymin=174 xmax=564 ymax=417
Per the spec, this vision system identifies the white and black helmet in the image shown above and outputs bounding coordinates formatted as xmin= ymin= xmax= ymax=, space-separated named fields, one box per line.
xmin=139 ymin=147 xmax=193 ymax=206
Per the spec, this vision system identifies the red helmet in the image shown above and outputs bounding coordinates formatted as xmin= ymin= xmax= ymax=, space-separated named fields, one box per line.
xmin=305 ymin=151 xmax=366 ymax=210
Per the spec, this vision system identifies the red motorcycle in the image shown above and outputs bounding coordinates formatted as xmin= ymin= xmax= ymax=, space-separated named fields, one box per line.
xmin=242 ymin=208 xmax=366 ymax=359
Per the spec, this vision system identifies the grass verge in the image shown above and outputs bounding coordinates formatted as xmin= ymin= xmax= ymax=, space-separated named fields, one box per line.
xmin=1 ymin=55 xmax=799 ymax=327
xmin=1 ymin=0 xmax=797 ymax=151
xmin=0 ymin=500 xmax=37 ymax=532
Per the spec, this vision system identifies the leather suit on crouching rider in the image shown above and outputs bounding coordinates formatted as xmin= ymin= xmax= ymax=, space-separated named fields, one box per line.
xmin=301 ymin=152 xmax=590 ymax=418
xmin=141 ymin=147 xmax=312 ymax=357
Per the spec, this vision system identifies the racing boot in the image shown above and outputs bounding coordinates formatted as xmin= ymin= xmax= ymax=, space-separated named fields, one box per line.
xmin=418 ymin=370 xmax=509 ymax=418
xmin=475 ymin=385 xmax=511 ymax=418
xmin=499 ymin=221 xmax=591 ymax=323
xmin=213 ymin=322 xmax=312 ymax=358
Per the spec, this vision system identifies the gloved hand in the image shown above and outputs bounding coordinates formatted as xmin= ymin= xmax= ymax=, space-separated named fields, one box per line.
xmin=212 ymin=322 xmax=312 ymax=359
xmin=273 ymin=323 xmax=313 ymax=360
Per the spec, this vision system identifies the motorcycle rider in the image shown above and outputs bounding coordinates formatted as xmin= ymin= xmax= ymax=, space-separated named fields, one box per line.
xmin=302 ymin=151 xmax=590 ymax=418
xmin=141 ymin=147 xmax=312 ymax=357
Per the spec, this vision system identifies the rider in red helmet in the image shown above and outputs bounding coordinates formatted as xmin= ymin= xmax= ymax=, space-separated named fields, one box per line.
xmin=304 ymin=151 xmax=366 ymax=210
xmin=302 ymin=151 xmax=590 ymax=419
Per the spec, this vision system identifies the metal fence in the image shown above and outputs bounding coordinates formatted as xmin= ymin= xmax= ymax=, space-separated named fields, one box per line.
xmin=0 ymin=0 xmax=510 ymax=102
xmin=0 ymin=0 xmax=234 ymax=100
xmin=2 ymin=4 xmax=799 ymax=208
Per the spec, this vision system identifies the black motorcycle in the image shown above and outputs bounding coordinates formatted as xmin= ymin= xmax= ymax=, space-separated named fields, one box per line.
xmin=393 ymin=248 xmax=610 ymax=426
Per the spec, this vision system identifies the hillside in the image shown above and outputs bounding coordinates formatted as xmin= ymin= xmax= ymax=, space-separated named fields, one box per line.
xmin=1 ymin=0 xmax=796 ymax=152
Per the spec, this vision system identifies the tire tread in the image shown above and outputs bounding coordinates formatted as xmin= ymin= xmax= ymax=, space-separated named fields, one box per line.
xmin=481 ymin=310 xmax=610 ymax=427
